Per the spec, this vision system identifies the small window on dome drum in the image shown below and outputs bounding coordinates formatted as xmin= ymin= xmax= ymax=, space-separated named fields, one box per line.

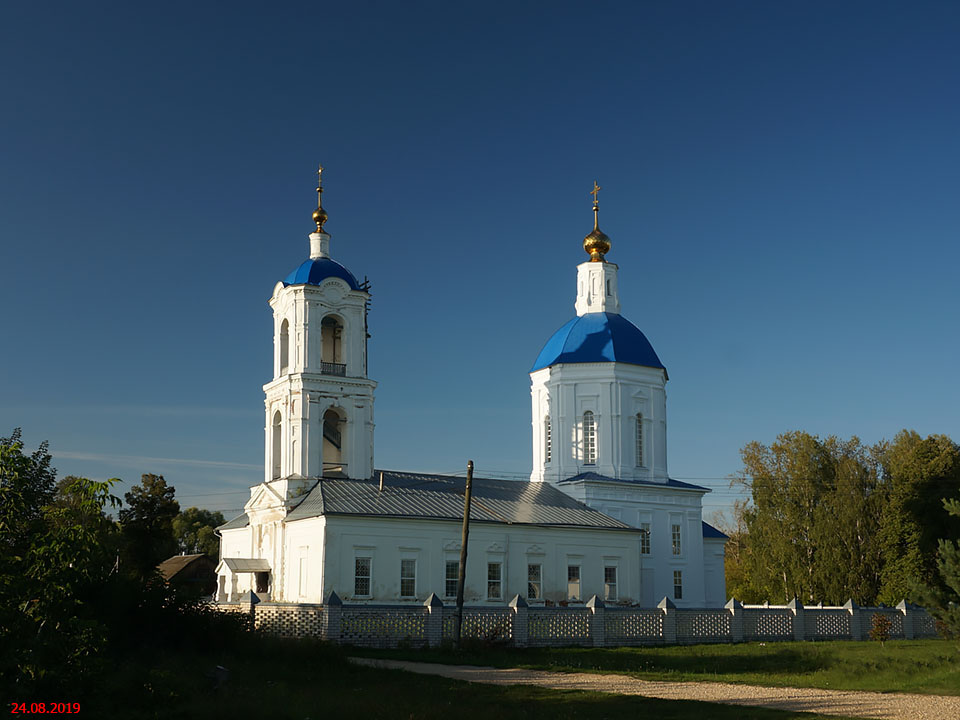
xmin=583 ymin=411 xmax=597 ymax=465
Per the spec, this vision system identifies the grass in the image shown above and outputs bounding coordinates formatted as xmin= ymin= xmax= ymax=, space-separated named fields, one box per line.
xmin=59 ymin=636 xmax=863 ymax=720
xmin=355 ymin=638 xmax=960 ymax=696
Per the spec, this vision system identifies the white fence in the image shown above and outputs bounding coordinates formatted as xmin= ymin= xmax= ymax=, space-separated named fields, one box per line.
xmin=215 ymin=593 xmax=939 ymax=649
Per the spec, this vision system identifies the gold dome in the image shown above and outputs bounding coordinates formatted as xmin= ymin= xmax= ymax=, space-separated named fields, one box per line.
xmin=583 ymin=180 xmax=610 ymax=261
xmin=583 ymin=224 xmax=611 ymax=262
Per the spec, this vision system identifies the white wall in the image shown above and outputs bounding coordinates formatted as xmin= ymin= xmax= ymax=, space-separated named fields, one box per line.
xmin=319 ymin=516 xmax=643 ymax=606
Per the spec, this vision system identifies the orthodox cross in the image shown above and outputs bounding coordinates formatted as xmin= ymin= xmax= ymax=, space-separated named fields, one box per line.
xmin=590 ymin=180 xmax=601 ymax=208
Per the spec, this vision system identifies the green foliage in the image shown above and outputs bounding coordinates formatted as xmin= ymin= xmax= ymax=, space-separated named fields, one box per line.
xmin=119 ymin=473 xmax=180 ymax=575
xmin=876 ymin=431 xmax=960 ymax=603
xmin=0 ymin=430 xmax=123 ymax=693
xmin=173 ymin=506 xmax=225 ymax=559
xmin=735 ymin=432 xmax=884 ymax=604
xmin=1 ymin=430 xmax=248 ymax=698
xmin=912 ymin=494 xmax=960 ymax=637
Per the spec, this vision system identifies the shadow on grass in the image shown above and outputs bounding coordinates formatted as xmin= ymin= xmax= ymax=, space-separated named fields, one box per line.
xmin=78 ymin=637 xmax=854 ymax=720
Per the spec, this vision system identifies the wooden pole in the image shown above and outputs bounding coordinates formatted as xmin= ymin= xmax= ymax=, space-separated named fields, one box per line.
xmin=454 ymin=460 xmax=474 ymax=648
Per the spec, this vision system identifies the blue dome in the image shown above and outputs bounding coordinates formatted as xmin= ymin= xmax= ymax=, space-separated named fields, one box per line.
xmin=283 ymin=258 xmax=360 ymax=290
xmin=531 ymin=312 xmax=666 ymax=372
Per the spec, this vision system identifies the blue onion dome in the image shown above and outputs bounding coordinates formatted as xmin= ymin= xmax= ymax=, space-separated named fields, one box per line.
xmin=283 ymin=258 xmax=360 ymax=290
xmin=531 ymin=312 xmax=666 ymax=373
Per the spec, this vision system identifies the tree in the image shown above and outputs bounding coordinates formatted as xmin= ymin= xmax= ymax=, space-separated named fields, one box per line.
xmin=877 ymin=431 xmax=960 ymax=603
xmin=735 ymin=431 xmax=884 ymax=604
xmin=173 ymin=507 xmax=225 ymax=559
xmin=0 ymin=430 xmax=122 ymax=693
xmin=119 ymin=474 xmax=180 ymax=576
xmin=912 ymin=493 xmax=960 ymax=636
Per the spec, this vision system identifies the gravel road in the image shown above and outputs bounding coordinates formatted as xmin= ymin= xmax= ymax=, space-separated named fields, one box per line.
xmin=350 ymin=657 xmax=960 ymax=719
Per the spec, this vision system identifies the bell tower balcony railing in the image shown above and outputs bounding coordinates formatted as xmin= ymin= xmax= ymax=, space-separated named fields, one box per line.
xmin=320 ymin=361 xmax=346 ymax=376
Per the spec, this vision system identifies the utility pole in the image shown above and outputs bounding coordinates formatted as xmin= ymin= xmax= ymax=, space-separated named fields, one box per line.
xmin=454 ymin=460 xmax=474 ymax=648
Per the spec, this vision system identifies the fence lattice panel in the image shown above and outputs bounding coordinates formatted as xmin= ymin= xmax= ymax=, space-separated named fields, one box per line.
xmin=743 ymin=609 xmax=793 ymax=640
xmin=806 ymin=609 xmax=851 ymax=639
xmin=605 ymin=608 xmax=663 ymax=644
xmin=676 ymin=609 xmax=731 ymax=643
xmin=340 ymin=606 xmax=426 ymax=647
xmin=441 ymin=608 xmax=514 ymax=642
xmin=527 ymin=608 xmax=591 ymax=646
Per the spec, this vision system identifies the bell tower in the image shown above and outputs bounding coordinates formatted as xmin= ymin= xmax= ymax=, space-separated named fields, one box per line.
xmin=262 ymin=165 xmax=376 ymax=495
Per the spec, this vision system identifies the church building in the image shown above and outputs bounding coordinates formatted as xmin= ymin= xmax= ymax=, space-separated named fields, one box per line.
xmin=216 ymin=170 xmax=727 ymax=607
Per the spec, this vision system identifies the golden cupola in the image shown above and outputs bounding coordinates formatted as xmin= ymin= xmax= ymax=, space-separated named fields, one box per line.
xmin=583 ymin=180 xmax=610 ymax=262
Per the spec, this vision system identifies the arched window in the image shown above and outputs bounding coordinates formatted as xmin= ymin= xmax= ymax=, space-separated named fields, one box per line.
xmin=322 ymin=407 xmax=346 ymax=476
xmin=544 ymin=416 xmax=552 ymax=464
xmin=279 ymin=319 xmax=290 ymax=374
xmin=583 ymin=411 xmax=596 ymax=465
xmin=321 ymin=315 xmax=345 ymax=374
xmin=271 ymin=410 xmax=282 ymax=479
xmin=636 ymin=413 xmax=644 ymax=467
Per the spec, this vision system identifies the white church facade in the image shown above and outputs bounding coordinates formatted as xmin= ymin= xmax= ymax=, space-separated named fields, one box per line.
xmin=216 ymin=170 xmax=727 ymax=608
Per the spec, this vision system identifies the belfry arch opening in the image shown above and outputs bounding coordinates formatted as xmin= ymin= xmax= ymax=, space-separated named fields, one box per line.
xmin=321 ymin=315 xmax=344 ymax=373
xmin=271 ymin=410 xmax=282 ymax=479
xmin=322 ymin=407 xmax=346 ymax=477
xmin=279 ymin=319 xmax=290 ymax=374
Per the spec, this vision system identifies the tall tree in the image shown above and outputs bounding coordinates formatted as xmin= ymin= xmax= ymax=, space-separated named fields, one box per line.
xmin=877 ymin=431 xmax=960 ymax=603
xmin=173 ymin=507 xmax=225 ymax=559
xmin=913 ymin=492 xmax=960 ymax=636
xmin=119 ymin=474 xmax=180 ymax=576
xmin=736 ymin=431 xmax=883 ymax=604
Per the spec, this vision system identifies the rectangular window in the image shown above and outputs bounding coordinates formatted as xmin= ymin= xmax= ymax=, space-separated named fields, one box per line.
xmin=400 ymin=558 xmax=416 ymax=598
xmin=354 ymin=556 xmax=371 ymax=597
xmin=583 ymin=413 xmax=597 ymax=465
xmin=544 ymin=417 xmax=552 ymax=463
xmin=444 ymin=561 xmax=459 ymax=598
xmin=671 ymin=523 xmax=682 ymax=556
xmin=640 ymin=522 xmax=651 ymax=555
xmin=567 ymin=565 xmax=581 ymax=601
xmin=487 ymin=562 xmax=502 ymax=600
xmin=636 ymin=413 xmax=644 ymax=466
xmin=673 ymin=570 xmax=683 ymax=600
xmin=604 ymin=566 xmax=618 ymax=601
xmin=527 ymin=563 xmax=542 ymax=599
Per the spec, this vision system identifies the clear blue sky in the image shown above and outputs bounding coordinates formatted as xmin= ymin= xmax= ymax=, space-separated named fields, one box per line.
xmin=3 ymin=1 xmax=959 ymax=520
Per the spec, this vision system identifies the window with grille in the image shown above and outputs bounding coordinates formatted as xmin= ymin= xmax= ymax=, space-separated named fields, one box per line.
xmin=604 ymin=566 xmax=618 ymax=601
xmin=583 ymin=411 xmax=597 ymax=465
xmin=673 ymin=570 xmax=683 ymax=600
xmin=400 ymin=559 xmax=416 ymax=598
xmin=671 ymin=524 xmax=682 ymax=556
xmin=544 ymin=416 xmax=552 ymax=463
xmin=636 ymin=413 xmax=644 ymax=466
xmin=487 ymin=562 xmax=502 ymax=600
xmin=354 ymin=556 xmax=371 ymax=597
xmin=527 ymin=563 xmax=542 ymax=599
xmin=640 ymin=522 xmax=651 ymax=555
xmin=567 ymin=565 xmax=581 ymax=600
xmin=444 ymin=561 xmax=459 ymax=598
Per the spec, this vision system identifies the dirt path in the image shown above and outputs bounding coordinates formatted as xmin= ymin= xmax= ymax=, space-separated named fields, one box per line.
xmin=350 ymin=657 xmax=960 ymax=719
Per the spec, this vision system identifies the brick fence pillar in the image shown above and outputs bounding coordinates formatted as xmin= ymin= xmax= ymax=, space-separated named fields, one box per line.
xmin=658 ymin=596 xmax=677 ymax=645
xmin=324 ymin=590 xmax=342 ymax=644
xmin=844 ymin=599 xmax=862 ymax=640
xmin=424 ymin=593 xmax=443 ymax=647
xmin=509 ymin=594 xmax=528 ymax=648
xmin=897 ymin=600 xmax=915 ymax=639
xmin=586 ymin=595 xmax=606 ymax=647
xmin=787 ymin=598 xmax=805 ymax=641
xmin=725 ymin=598 xmax=744 ymax=642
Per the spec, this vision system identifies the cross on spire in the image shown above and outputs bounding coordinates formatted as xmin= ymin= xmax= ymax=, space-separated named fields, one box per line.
xmin=590 ymin=180 xmax=601 ymax=208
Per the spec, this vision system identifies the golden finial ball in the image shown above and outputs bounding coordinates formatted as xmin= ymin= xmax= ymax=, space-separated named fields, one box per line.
xmin=313 ymin=207 xmax=328 ymax=231
xmin=583 ymin=228 xmax=611 ymax=262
